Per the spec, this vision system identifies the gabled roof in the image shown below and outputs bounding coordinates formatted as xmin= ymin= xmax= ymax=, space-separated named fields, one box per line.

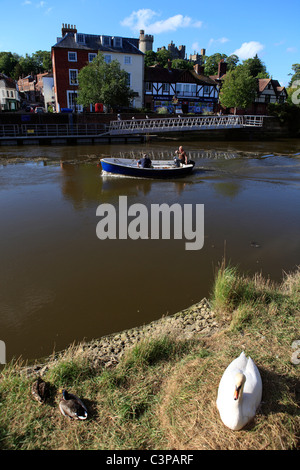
xmin=258 ymin=78 xmax=287 ymax=97
xmin=52 ymin=32 xmax=144 ymax=55
xmin=0 ymin=73 xmax=17 ymax=89
xmin=145 ymin=66 xmax=217 ymax=86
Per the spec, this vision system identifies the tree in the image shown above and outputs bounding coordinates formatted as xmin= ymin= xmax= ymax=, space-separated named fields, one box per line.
xmin=204 ymin=53 xmax=227 ymax=76
xmin=219 ymin=65 xmax=257 ymax=113
xmin=0 ymin=52 xmax=19 ymax=77
xmin=171 ymin=59 xmax=194 ymax=70
xmin=144 ymin=50 xmax=157 ymax=67
xmin=288 ymin=63 xmax=300 ymax=86
xmin=77 ymin=53 xmax=135 ymax=110
xmin=32 ymin=51 xmax=52 ymax=72
xmin=225 ymin=54 xmax=239 ymax=71
xmin=242 ymin=54 xmax=269 ymax=78
xmin=156 ymin=49 xmax=172 ymax=67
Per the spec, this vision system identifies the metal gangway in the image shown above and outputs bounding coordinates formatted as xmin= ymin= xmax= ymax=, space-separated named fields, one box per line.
xmin=108 ymin=115 xmax=264 ymax=135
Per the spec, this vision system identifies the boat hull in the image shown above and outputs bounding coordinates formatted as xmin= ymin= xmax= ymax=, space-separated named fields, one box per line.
xmin=100 ymin=158 xmax=194 ymax=179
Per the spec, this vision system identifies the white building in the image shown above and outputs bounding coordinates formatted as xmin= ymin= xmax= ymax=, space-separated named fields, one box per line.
xmin=144 ymin=64 xmax=219 ymax=113
xmin=0 ymin=74 xmax=20 ymax=111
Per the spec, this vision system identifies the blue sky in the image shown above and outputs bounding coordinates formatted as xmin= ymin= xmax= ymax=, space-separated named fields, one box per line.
xmin=1 ymin=0 xmax=299 ymax=86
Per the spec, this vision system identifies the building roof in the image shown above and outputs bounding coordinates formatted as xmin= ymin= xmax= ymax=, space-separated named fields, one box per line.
xmin=258 ymin=78 xmax=287 ymax=96
xmin=145 ymin=65 xmax=217 ymax=85
xmin=0 ymin=73 xmax=17 ymax=89
xmin=52 ymin=32 xmax=144 ymax=55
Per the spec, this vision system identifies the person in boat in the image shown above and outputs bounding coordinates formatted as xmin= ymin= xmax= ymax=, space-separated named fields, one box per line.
xmin=174 ymin=146 xmax=188 ymax=166
xmin=137 ymin=153 xmax=152 ymax=168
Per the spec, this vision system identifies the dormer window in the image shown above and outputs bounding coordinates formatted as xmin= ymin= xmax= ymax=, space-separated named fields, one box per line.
xmin=113 ymin=37 xmax=122 ymax=48
xmin=102 ymin=36 xmax=111 ymax=47
xmin=76 ymin=33 xmax=85 ymax=44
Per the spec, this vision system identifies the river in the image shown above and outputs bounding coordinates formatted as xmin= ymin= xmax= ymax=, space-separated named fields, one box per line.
xmin=0 ymin=138 xmax=299 ymax=362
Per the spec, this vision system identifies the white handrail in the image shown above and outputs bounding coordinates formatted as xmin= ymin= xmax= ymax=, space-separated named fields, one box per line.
xmin=108 ymin=115 xmax=263 ymax=134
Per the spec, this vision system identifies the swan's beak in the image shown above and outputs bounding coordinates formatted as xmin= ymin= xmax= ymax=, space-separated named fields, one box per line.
xmin=234 ymin=385 xmax=241 ymax=400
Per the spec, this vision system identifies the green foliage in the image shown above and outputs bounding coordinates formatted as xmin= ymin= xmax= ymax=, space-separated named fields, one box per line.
xmin=0 ymin=50 xmax=51 ymax=79
xmin=268 ymin=102 xmax=300 ymax=136
xmin=225 ymin=54 xmax=239 ymax=71
xmin=219 ymin=65 xmax=257 ymax=111
xmin=204 ymin=53 xmax=227 ymax=76
xmin=77 ymin=53 xmax=134 ymax=110
xmin=242 ymin=54 xmax=269 ymax=78
xmin=144 ymin=50 xmax=157 ymax=67
xmin=288 ymin=63 xmax=300 ymax=87
xmin=171 ymin=59 xmax=194 ymax=70
xmin=156 ymin=49 xmax=172 ymax=67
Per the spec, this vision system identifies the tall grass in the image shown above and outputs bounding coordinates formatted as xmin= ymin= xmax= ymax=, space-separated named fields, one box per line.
xmin=0 ymin=266 xmax=299 ymax=450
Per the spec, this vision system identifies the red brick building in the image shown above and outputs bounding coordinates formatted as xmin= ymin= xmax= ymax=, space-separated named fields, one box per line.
xmin=52 ymin=24 xmax=144 ymax=112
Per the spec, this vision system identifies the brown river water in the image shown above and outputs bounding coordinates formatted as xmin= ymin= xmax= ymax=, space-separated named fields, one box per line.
xmin=0 ymin=138 xmax=300 ymax=362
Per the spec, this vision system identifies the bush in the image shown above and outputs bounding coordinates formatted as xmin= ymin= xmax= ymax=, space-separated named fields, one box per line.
xmin=268 ymin=102 xmax=300 ymax=136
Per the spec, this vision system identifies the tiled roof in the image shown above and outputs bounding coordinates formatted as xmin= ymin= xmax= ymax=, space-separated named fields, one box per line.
xmin=52 ymin=32 xmax=143 ymax=55
xmin=145 ymin=66 xmax=217 ymax=85
xmin=258 ymin=78 xmax=287 ymax=96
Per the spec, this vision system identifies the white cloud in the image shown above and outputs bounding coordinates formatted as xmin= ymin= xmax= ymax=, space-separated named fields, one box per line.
xmin=208 ymin=37 xmax=230 ymax=49
xmin=232 ymin=41 xmax=264 ymax=60
xmin=22 ymin=1 xmax=32 ymax=5
xmin=121 ymin=9 xmax=202 ymax=34
xmin=286 ymin=47 xmax=297 ymax=53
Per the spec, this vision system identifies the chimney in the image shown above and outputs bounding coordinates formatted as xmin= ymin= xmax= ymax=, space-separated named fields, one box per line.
xmin=218 ymin=59 xmax=227 ymax=78
xmin=62 ymin=23 xmax=77 ymax=37
xmin=194 ymin=64 xmax=205 ymax=75
xmin=167 ymin=59 xmax=172 ymax=71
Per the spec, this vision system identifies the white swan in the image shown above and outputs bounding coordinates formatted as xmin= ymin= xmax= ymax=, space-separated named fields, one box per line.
xmin=216 ymin=351 xmax=262 ymax=431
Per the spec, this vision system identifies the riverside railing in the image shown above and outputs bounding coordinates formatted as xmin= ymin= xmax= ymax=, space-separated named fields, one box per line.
xmin=108 ymin=115 xmax=264 ymax=135
xmin=0 ymin=123 xmax=106 ymax=138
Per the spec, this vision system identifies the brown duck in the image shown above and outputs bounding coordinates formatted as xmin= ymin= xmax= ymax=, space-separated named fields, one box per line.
xmin=59 ymin=389 xmax=88 ymax=420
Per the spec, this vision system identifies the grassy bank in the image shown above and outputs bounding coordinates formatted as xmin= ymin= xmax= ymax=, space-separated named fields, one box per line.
xmin=0 ymin=265 xmax=299 ymax=450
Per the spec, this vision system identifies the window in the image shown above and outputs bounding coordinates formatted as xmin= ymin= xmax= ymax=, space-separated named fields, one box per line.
xmin=145 ymin=82 xmax=152 ymax=92
xmin=69 ymin=69 xmax=78 ymax=85
xmin=67 ymin=90 xmax=83 ymax=112
xmin=126 ymin=73 xmax=131 ymax=86
xmin=124 ymin=56 xmax=132 ymax=65
xmin=76 ymin=34 xmax=85 ymax=44
xmin=176 ymin=84 xmax=182 ymax=94
xmin=113 ymin=37 xmax=122 ymax=48
xmin=162 ymin=83 xmax=170 ymax=93
xmin=203 ymin=86 xmax=210 ymax=94
xmin=88 ymin=53 xmax=97 ymax=63
xmin=104 ymin=55 xmax=112 ymax=64
xmin=102 ymin=36 xmax=111 ymax=46
xmin=183 ymin=84 xmax=190 ymax=93
xmin=68 ymin=51 xmax=77 ymax=62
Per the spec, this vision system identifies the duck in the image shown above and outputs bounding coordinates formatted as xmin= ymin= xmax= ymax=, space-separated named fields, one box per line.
xmin=216 ymin=351 xmax=262 ymax=431
xmin=31 ymin=377 xmax=49 ymax=403
xmin=59 ymin=389 xmax=88 ymax=420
